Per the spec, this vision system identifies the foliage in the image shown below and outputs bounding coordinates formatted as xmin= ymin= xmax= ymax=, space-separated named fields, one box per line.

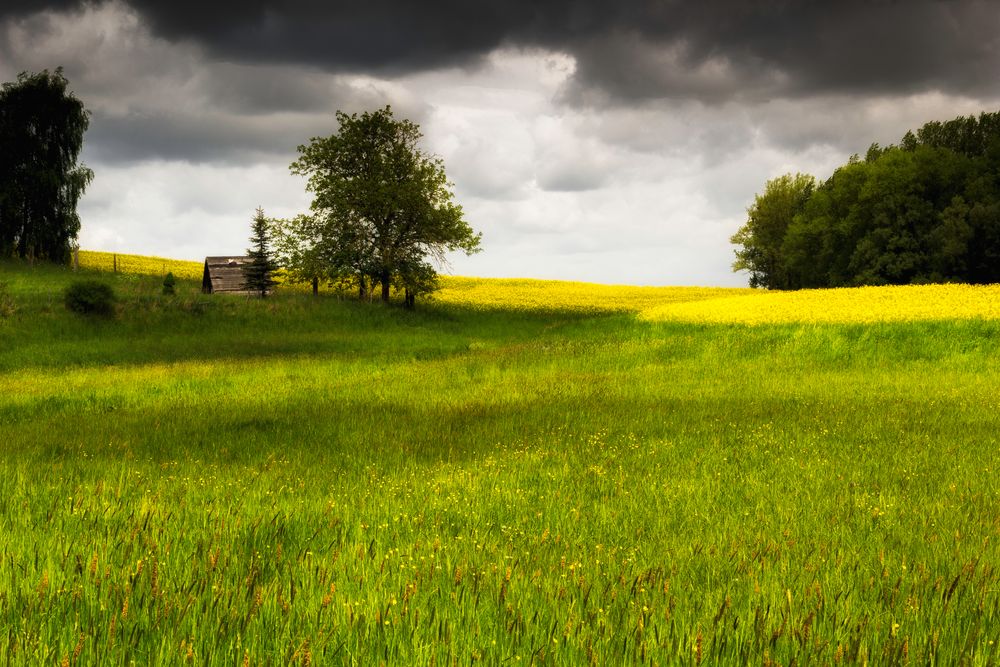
xmin=290 ymin=106 xmax=481 ymax=305
xmin=162 ymin=272 xmax=176 ymax=296
xmin=0 ymin=68 xmax=93 ymax=262
xmin=242 ymin=207 xmax=279 ymax=298
xmin=1 ymin=259 xmax=999 ymax=664
xmin=269 ymin=214 xmax=330 ymax=295
xmin=63 ymin=279 xmax=116 ymax=316
xmin=730 ymin=173 xmax=815 ymax=288
xmin=733 ymin=110 xmax=1000 ymax=288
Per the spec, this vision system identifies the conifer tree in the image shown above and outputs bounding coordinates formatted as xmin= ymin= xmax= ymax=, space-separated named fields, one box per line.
xmin=243 ymin=207 xmax=278 ymax=297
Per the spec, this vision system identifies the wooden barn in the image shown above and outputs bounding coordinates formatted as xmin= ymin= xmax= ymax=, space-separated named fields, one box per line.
xmin=202 ymin=256 xmax=251 ymax=294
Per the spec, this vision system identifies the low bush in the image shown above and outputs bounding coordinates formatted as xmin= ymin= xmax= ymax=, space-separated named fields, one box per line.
xmin=64 ymin=279 xmax=117 ymax=317
xmin=162 ymin=272 xmax=176 ymax=296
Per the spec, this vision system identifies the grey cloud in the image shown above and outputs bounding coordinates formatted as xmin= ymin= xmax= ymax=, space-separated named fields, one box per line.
xmin=535 ymin=152 xmax=610 ymax=192
xmin=740 ymin=92 xmax=1000 ymax=163
xmin=204 ymin=64 xmax=347 ymax=115
xmin=536 ymin=166 xmax=606 ymax=193
xmin=116 ymin=0 xmax=517 ymax=74
xmin=84 ymin=99 xmax=432 ymax=167
xmin=6 ymin=0 xmax=998 ymax=106
xmin=450 ymin=162 xmax=532 ymax=201
xmin=83 ymin=111 xmax=309 ymax=164
xmin=139 ymin=0 xmax=1000 ymax=104
xmin=0 ymin=0 xmax=78 ymax=18
xmin=1 ymin=2 xmax=436 ymax=164
xmin=199 ymin=63 xmax=435 ymax=121
xmin=575 ymin=103 xmax=758 ymax=165
xmin=433 ymin=134 xmax=534 ymax=201
xmin=557 ymin=89 xmax=1000 ymax=185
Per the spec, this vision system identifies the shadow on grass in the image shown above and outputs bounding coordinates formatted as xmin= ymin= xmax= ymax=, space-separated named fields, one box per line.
xmin=1 ymin=261 xmax=631 ymax=373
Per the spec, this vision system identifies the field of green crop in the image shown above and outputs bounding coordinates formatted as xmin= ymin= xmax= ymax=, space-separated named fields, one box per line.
xmin=1 ymin=259 xmax=999 ymax=665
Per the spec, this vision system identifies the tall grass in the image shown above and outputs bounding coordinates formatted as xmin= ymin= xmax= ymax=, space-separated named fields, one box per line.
xmin=1 ymin=259 xmax=998 ymax=664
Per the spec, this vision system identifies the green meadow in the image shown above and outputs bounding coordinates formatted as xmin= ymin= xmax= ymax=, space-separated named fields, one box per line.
xmin=1 ymin=260 xmax=998 ymax=665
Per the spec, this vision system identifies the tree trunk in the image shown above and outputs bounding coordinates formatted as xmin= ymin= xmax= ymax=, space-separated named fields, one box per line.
xmin=359 ymin=276 xmax=367 ymax=300
xmin=312 ymin=276 xmax=319 ymax=296
xmin=380 ymin=272 xmax=391 ymax=303
xmin=404 ymin=288 xmax=415 ymax=309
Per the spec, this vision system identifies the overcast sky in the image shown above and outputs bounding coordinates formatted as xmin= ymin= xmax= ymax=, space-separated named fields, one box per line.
xmin=3 ymin=1 xmax=999 ymax=285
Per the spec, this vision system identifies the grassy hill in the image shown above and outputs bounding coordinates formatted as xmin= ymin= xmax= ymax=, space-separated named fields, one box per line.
xmin=1 ymin=256 xmax=999 ymax=664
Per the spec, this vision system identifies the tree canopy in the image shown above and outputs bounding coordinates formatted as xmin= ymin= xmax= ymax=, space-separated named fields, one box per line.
xmin=285 ymin=106 xmax=480 ymax=305
xmin=730 ymin=173 xmax=815 ymax=289
xmin=0 ymin=68 xmax=93 ymax=262
xmin=732 ymin=111 xmax=1000 ymax=288
xmin=270 ymin=213 xmax=330 ymax=296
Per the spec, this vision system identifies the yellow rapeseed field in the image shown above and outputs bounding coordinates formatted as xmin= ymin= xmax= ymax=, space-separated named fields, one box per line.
xmin=79 ymin=250 xmax=203 ymax=281
xmin=433 ymin=276 xmax=745 ymax=313
xmin=641 ymin=283 xmax=1000 ymax=324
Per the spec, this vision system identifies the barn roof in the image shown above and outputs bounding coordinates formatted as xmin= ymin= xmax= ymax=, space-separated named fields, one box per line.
xmin=202 ymin=256 xmax=252 ymax=294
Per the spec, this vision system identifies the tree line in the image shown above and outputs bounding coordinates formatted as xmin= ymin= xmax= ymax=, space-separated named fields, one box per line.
xmin=732 ymin=112 xmax=1000 ymax=289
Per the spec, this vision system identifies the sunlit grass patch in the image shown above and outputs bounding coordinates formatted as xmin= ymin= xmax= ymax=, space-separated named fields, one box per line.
xmin=641 ymin=283 xmax=1000 ymax=324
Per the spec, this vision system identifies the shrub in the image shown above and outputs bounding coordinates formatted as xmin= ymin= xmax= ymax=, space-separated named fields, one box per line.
xmin=64 ymin=280 xmax=116 ymax=317
xmin=163 ymin=272 xmax=176 ymax=296
xmin=0 ymin=282 xmax=14 ymax=318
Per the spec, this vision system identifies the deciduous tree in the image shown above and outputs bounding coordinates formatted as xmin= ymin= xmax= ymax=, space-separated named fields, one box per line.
xmin=271 ymin=214 xmax=329 ymax=296
xmin=730 ymin=173 xmax=814 ymax=289
xmin=290 ymin=106 xmax=480 ymax=305
xmin=0 ymin=68 xmax=93 ymax=262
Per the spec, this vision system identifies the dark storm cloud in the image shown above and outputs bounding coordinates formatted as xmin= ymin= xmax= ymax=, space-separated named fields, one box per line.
xmin=558 ymin=0 xmax=1000 ymax=103
xmin=83 ymin=111 xmax=302 ymax=164
xmin=0 ymin=0 xmax=78 ymax=15
xmin=6 ymin=0 xmax=998 ymax=104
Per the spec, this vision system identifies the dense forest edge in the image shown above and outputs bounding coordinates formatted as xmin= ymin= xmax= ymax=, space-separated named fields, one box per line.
xmin=732 ymin=111 xmax=1000 ymax=289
